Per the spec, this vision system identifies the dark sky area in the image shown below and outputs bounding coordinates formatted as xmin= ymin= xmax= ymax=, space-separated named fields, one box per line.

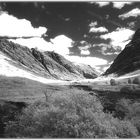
xmin=0 ymin=2 xmax=140 ymax=72
xmin=2 ymin=2 xmax=140 ymax=39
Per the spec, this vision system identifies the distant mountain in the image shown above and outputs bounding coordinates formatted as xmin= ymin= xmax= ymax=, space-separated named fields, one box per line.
xmin=103 ymin=29 xmax=140 ymax=76
xmin=0 ymin=39 xmax=98 ymax=81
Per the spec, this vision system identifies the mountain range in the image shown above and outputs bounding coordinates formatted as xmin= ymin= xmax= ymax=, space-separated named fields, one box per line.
xmin=1 ymin=27 xmax=140 ymax=82
xmin=0 ymin=39 xmax=99 ymax=81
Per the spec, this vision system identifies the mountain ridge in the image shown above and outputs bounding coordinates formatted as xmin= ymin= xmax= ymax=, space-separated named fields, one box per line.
xmin=0 ymin=39 xmax=98 ymax=80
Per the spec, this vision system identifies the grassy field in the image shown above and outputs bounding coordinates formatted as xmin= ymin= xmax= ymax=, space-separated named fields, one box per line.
xmin=0 ymin=75 xmax=71 ymax=103
xmin=1 ymin=75 xmax=140 ymax=138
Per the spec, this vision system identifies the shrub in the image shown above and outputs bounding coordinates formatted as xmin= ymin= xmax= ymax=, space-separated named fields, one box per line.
xmin=133 ymin=77 xmax=140 ymax=85
xmin=110 ymin=79 xmax=116 ymax=86
xmin=115 ymin=98 xmax=140 ymax=134
xmin=115 ymin=98 xmax=133 ymax=118
xmin=128 ymin=78 xmax=132 ymax=84
xmin=4 ymin=90 xmax=138 ymax=138
xmin=111 ymin=119 xmax=138 ymax=138
xmin=120 ymin=86 xmax=134 ymax=94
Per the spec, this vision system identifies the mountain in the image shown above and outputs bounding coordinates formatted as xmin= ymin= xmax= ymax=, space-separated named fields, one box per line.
xmin=103 ymin=29 xmax=140 ymax=76
xmin=0 ymin=39 xmax=98 ymax=81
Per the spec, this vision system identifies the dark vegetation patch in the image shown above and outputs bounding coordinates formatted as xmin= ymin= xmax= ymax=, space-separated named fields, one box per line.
xmin=0 ymin=100 xmax=26 ymax=137
xmin=72 ymin=85 xmax=93 ymax=91
xmin=71 ymin=82 xmax=140 ymax=137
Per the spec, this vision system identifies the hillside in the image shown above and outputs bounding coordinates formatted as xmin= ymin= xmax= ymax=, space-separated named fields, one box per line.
xmin=103 ymin=29 xmax=140 ymax=76
xmin=0 ymin=39 xmax=98 ymax=81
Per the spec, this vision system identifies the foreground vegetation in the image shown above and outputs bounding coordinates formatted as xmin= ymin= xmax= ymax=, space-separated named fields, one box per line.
xmin=4 ymin=89 xmax=139 ymax=138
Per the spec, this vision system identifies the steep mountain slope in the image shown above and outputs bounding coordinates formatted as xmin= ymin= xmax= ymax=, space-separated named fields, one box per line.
xmin=74 ymin=63 xmax=99 ymax=79
xmin=0 ymin=39 xmax=98 ymax=80
xmin=103 ymin=29 xmax=140 ymax=76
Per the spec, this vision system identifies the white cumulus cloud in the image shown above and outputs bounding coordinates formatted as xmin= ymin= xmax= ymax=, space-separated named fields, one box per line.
xmin=89 ymin=21 xmax=108 ymax=33
xmin=65 ymin=56 xmax=108 ymax=67
xmin=113 ymin=2 xmax=132 ymax=9
xmin=94 ymin=2 xmax=132 ymax=9
xmin=0 ymin=12 xmax=47 ymax=37
xmin=51 ymin=35 xmax=73 ymax=55
xmin=89 ymin=27 xmax=108 ymax=33
xmin=89 ymin=21 xmax=97 ymax=27
xmin=80 ymin=50 xmax=90 ymax=55
xmin=100 ymin=28 xmax=134 ymax=50
xmin=94 ymin=2 xmax=110 ymax=7
xmin=119 ymin=8 xmax=140 ymax=20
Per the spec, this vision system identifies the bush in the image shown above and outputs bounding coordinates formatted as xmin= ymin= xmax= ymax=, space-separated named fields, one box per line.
xmin=128 ymin=78 xmax=132 ymax=84
xmin=4 ymin=90 xmax=138 ymax=138
xmin=120 ymin=86 xmax=135 ymax=94
xmin=133 ymin=77 xmax=140 ymax=85
xmin=115 ymin=98 xmax=133 ymax=118
xmin=115 ymin=98 xmax=140 ymax=134
xmin=110 ymin=79 xmax=116 ymax=86
xmin=111 ymin=119 xmax=138 ymax=138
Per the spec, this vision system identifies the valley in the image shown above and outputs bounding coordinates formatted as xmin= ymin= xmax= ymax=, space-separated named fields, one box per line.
xmin=0 ymin=11 xmax=140 ymax=138
xmin=1 ymin=45 xmax=140 ymax=138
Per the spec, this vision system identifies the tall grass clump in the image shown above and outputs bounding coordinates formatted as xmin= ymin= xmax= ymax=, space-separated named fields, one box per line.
xmin=133 ymin=77 xmax=140 ymax=85
xmin=128 ymin=78 xmax=132 ymax=84
xmin=110 ymin=79 xmax=116 ymax=86
xmin=4 ymin=89 xmax=138 ymax=138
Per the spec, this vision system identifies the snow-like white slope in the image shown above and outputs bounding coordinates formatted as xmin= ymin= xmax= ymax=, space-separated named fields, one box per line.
xmin=0 ymin=52 xmax=70 ymax=85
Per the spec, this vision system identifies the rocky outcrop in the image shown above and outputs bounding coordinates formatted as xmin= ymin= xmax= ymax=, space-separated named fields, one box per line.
xmin=103 ymin=29 xmax=140 ymax=76
xmin=0 ymin=39 xmax=98 ymax=80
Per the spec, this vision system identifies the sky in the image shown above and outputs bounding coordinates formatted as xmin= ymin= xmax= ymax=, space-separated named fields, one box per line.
xmin=0 ymin=2 xmax=140 ymax=73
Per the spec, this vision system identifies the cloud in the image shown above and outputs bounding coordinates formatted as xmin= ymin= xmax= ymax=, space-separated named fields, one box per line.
xmin=101 ymin=61 xmax=113 ymax=72
xmin=112 ymin=2 xmax=132 ymax=9
xmin=92 ymin=43 xmax=111 ymax=48
xmin=119 ymin=8 xmax=140 ymax=20
xmin=79 ymin=42 xmax=90 ymax=55
xmin=0 ymin=12 xmax=47 ymax=37
xmin=100 ymin=28 xmax=134 ymax=50
xmin=65 ymin=55 xmax=108 ymax=67
xmin=10 ymin=37 xmax=53 ymax=51
xmin=89 ymin=27 xmax=108 ymax=33
xmin=51 ymin=35 xmax=73 ymax=55
xmin=92 ymin=43 xmax=120 ymax=56
xmin=103 ymin=52 xmax=119 ymax=55
xmin=94 ymin=2 xmax=132 ymax=9
xmin=89 ymin=21 xmax=97 ymax=27
xmin=94 ymin=2 xmax=110 ymax=7
xmin=80 ymin=50 xmax=90 ymax=55
xmin=89 ymin=21 xmax=108 ymax=33
xmin=10 ymin=35 xmax=73 ymax=56
xmin=127 ymin=21 xmax=136 ymax=28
